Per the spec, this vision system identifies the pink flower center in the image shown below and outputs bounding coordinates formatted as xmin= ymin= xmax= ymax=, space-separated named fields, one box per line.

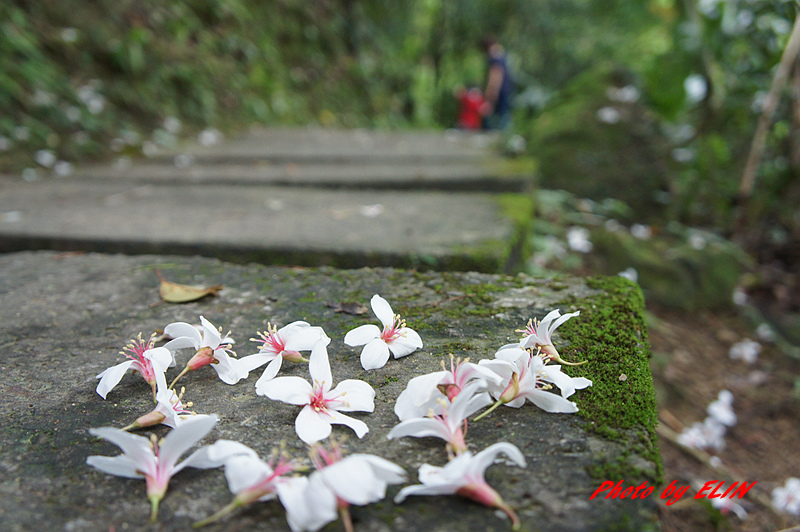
xmin=259 ymin=332 xmax=285 ymax=354
xmin=122 ymin=335 xmax=157 ymax=382
xmin=309 ymin=386 xmax=332 ymax=417
xmin=380 ymin=315 xmax=404 ymax=342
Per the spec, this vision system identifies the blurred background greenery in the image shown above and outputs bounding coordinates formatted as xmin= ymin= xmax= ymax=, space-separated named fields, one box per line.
xmin=1 ymin=0 xmax=798 ymax=335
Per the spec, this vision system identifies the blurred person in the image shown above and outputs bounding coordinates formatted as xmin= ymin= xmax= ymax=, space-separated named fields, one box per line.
xmin=455 ymin=84 xmax=485 ymax=130
xmin=480 ymin=35 xmax=514 ymax=131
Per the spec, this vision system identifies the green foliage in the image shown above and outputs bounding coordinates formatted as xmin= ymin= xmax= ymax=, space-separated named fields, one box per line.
xmin=2 ymin=0 xmax=799 ymax=242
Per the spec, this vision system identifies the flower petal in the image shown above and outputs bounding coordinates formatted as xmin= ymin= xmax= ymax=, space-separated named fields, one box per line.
xmin=199 ymin=316 xmax=223 ymax=349
xmin=88 ymin=427 xmax=155 ymax=471
xmin=360 ymin=338 xmax=390 ymax=370
xmin=328 ymin=411 xmax=370 ymax=439
xmin=208 ymin=351 xmax=242 ymax=385
xmin=254 ymin=355 xmax=283 ymax=387
xmin=280 ymin=474 xmax=338 ymax=532
xmin=470 ymin=442 xmax=527 ymax=478
xmin=86 ymin=455 xmax=145 ymax=479
xmin=388 ymin=328 xmax=423 ymax=358
xmin=163 ymin=322 xmax=202 ymax=347
xmin=295 ymin=405 xmax=332 ymax=444
xmin=256 ymin=376 xmax=312 ymax=404
xmin=179 ymin=439 xmax=257 ymax=473
xmin=546 ymin=310 xmax=580 ymax=338
xmin=494 ymin=346 xmax=529 ymax=363
xmin=449 ymin=388 xmax=492 ymax=424
xmin=350 ymin=454 xmax=407 ymax=485
xmin=329 ymin=379 xmax=375 ymax=412
xmin=540 ymin=365 xmax=592 ymax=398
xmin=343 ymin=324 xmax=381 ymax=347
xmin=308 ymin=340 xmax=332 ymax=391
xmin=370 ymin=294 xmax=395 ymax=328
xmin=387 ymin=418 xmax=450 ymax=442
xmin=95 ymin=360 xmax=136 ymax=399
xmin=223 ymin=454 xmax=273 ymax=495
xmin=284 ymin=323 xmax=328 ymax=352
xmin=522 ymin=389 xmax=579 ymax=413
xmin=394 ymin=371 xmax=447 ymax=421
xmin=394 ymin=463 xmax=460 ymax=504
xmin=212 ymin=352 xmax=269 ymax=385
xmin=146 ymin=346 xmax=175 ymax=368
xmin=160 ymin=414 xmax=219 ymax=472
xmin=320 ymin=457 xmax=383 ymax=505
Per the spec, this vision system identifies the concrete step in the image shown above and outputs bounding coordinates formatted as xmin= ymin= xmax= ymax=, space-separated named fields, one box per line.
xmin=0 ymin=127 xmax=533 ymax=272
xmin=0 ymin=178 xmax=525 ymax=272
xmin=163 ymin=126 xmax=501 ymax=163
xmin=0 ymin=251 xmax=660 ymax=532
xmin=74 ymin=161 xmax=529 ymax=192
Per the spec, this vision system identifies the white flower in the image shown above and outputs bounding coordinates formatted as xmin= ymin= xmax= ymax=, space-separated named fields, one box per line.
xmin=388 ymin=380 xmax=491 ymax=455
xmin=86 ymin=415 xmax=241 ymax=522
xmin=53 ymin=160 xmax=73 ymax=177
xmin=689 ymin=233 xmax=707 ymax=250
xmin=756 ymin=323 xmax=775 ymax=342
xmin=194 ymin=442 xmax=300 ymax=527
xmin=60 ymin=27 xmax=79 ymax=43
xmin=163 ymin=116 xmax=181 ymax=134
xmin=518 ymin=309 xmax=585 ymax=365
xmin=596 ymin=106 xmax=621 ymax=124
xmin=394 ymin=354 xmax=502 ymax=421
xmin=359 ymin=204 xmax=384 ymax=218
xmin=344 ymin=294 xmax=423 ymax=370
xmin=618 ymin=267 xmax=638 ymax=283
xmin=164 ymin=316 xmax=262 ymax=386
xmin=607 ymin=85 xmax=640 ymax=103
xmin=710 ymin=489 xmax=748 ymax=520
xmin=394 ymin=442 xmax=526 ymax=529
xmin=567 ymin=227 xmax=593 ymax=253
xmin=684 ymin=74 xmax=708 ymax=103
xmin=630 ymin=223 xmax=652 ymax=239
xmin=729 ymin=339 xmax=761 ymax=364
xmin=278 ymin=442 xmax=406 ymax=532
xmin=707 ymin=390 xmax=736 ymax=427
xmin=677 ymin=417 xmax=727 ymax=451
xmin=123 ymin=357 xmax=208 ymax=431
xmin=96 ymin=334 xmax=173 ymax=400
xmin=198 ymin=128 xmax=222 ymax=146
xmin=479 ymin=347 xmax=589 ymax=415
xmin=251 ymin=321 xmax=328 ymax=387
xmin=256 ymin=340 xmax=375 ymax=444
xmin=772 ymin=477 xmax=800 ymax=516
xmin=672 ymin=147 xmax=696 ymax=163
xmin=732 ymin=287 xmax=749 ymax=306
xmin=34 ymin=149 xmax=56 ymax=168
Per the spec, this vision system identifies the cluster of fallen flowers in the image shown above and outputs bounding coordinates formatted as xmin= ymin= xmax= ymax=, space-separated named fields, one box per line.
xmin=676 ymin=390 xmax=737 ymax=454
xmin=674 ymin=389 xmax=800 ymax=521
xmin=86 ymin=295 xmax=591 ymax=530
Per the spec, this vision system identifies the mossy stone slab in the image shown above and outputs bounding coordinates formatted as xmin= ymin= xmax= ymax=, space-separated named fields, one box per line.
xmin=0 ymin=251 xmax=660 ymax=532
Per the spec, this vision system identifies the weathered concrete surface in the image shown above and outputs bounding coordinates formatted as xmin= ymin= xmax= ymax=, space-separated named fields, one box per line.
xmin=167 ymin=127 xmax=498 ymax=163
xmin=0 ymin=251 xmax=659 ymax=532
xmin=0 ymin=179 xmax=519 ymax=272
xmin=0 ymin=127 xmax=532 ymax=272
xmin=73 ymin=161 xmax=527 ymax=192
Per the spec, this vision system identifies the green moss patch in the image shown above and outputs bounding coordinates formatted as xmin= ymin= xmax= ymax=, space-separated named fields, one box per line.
xmin=558 ymin=275 xmax=662 ymax=483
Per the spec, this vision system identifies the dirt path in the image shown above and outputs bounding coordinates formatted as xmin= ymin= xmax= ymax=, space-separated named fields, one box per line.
xmin=648 ymin=307 xmax=800 ymax=531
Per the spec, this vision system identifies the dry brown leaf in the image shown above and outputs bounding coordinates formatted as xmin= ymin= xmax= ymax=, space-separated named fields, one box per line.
xmin=156 ymin=270 xmax=222 ymax=303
